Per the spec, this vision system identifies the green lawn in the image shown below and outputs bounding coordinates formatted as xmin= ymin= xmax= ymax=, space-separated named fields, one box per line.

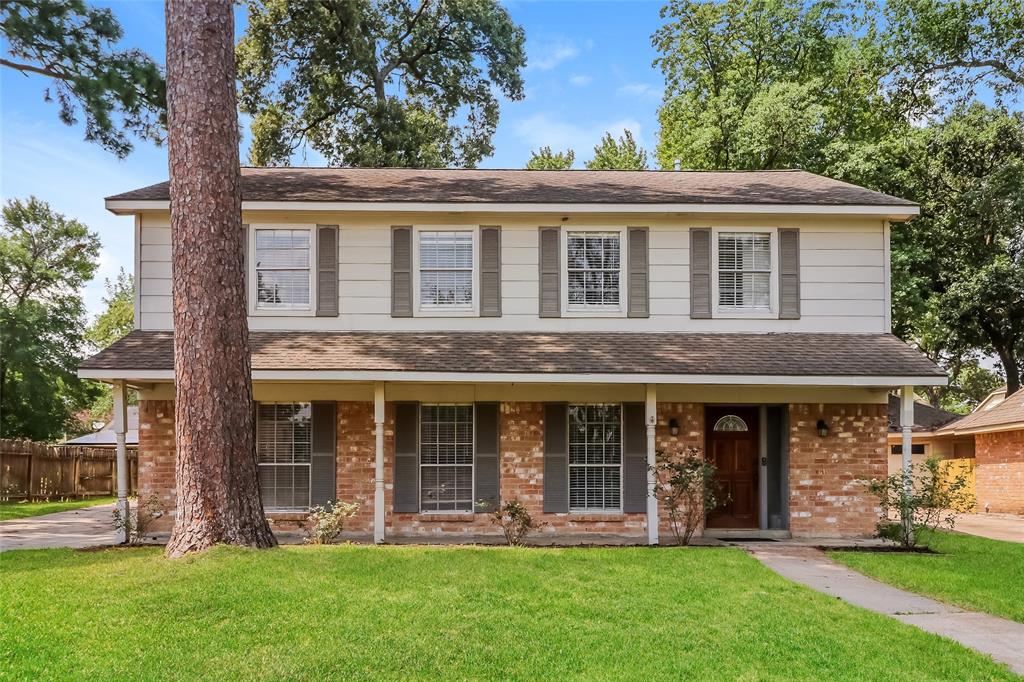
xmin=0 ymin=496 xmax=115 ymax=522
xmin=0 ymin=545 xmax=1015 ymax=680
xmin=829 ymin=530 xmax=1024 ymax=623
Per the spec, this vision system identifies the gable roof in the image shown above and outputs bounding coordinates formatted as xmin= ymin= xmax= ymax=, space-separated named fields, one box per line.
xmin=79 ymin=330 xmax=944 ymax=383
xmin=938 ymin=387 xmax=1024 ymax=435
xmin=105 ymin=167 xmax=917 ymax=209
xmin=887 ymin=395 xmax=962 ymax=432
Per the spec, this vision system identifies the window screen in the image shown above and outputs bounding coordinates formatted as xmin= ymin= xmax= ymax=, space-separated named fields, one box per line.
xmin=255 ymin=229 xmax=311 ymax=309
xmin=718 ymin=232 xmax=771 ymax=310
xmin=567 ymin=232 xmax=621 ymax=307
xmin=891 ymin=444 xmax=926 ymax=455
xmin=257 ymin=403 xmax=312 ymax=511
xmin=568 ymin=404 xmax=622 ymax=511
xmin=420 ymin=231 xmax=474 ymax=308
xmin=420 ymin=405 xmax=474 ymax=512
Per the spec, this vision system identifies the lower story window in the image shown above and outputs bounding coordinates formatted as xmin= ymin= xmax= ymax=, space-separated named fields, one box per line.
xmin=569 ymin=404 xmax=622 ymax=511
xmin=420 ymin=404 xmax=474 ymax=512
xmin=891 ymin=443 xmax=926 ymax=455
xmin=256 ymin=403 xmax=311 ymax=511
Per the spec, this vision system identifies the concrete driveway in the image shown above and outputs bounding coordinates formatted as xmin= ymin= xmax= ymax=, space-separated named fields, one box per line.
xmin=953 ymin=513 xmax=1024 ymax=543
xmin=0 ymin=503 xmax=117 ymax=551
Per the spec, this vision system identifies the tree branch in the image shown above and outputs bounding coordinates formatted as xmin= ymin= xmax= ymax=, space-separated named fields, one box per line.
xmin=0 ymin=57 xmax=68 ymax=80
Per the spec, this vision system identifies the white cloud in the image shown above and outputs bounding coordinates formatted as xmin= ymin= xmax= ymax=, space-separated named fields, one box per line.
xmin=569 ymin=74 xmax=593 ymax=87
xmin=512 ymin=114 xmax=645 ymax=164
xmin=617 ymin=83 xmax=662 ymax=99
xmin=528 ymin=39 xmax=582 ymax=71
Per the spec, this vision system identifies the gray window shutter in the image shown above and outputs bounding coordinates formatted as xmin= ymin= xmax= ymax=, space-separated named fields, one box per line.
xmin=316 ymin=225 xmax=339 ymax=317
xmin=543 ymin=402 xmax=568 ymax=513
xmin=474 ymin=402 xmax=500 ymax=512
xmin=391 ymin=226 xmax=413 ymax=317
xmin=627 ymin=227 xmax=649 ymax=318
xmin=242 ymin=224 xmax=249 ymax=311
xmin=480 ymin=226 xmax=502 ymax=317
xmin=622 ymin=402 xmax=647 ymax=513
xmin=779 ymin=228 xmax=801 ymax=319
xmin=538 ymin=227 xmax=561 ymax=318
xmin=393 ymin=402 xmax=419 ymax=512
xmin=310 ymin=402 xmax=337 ymax=507
xmin=689 ymin=227 xmax=712 ymax=319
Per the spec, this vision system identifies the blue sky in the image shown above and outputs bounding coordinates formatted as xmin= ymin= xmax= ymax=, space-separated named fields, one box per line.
xmin=0 ymin=1 xmax=667 ymax=319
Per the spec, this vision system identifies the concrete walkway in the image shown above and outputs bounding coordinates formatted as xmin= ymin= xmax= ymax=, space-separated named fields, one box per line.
xmin=748 ymin=543 xmax=1024 ymax=675
xmin=0 ymin=503 xmax=117 ymax=551
xmin=953 ymin=513 xmax=1024 ymax=543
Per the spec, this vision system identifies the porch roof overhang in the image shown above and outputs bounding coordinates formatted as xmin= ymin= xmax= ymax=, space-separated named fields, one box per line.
xmin=79 ymin=330 xmax=947 ymax=387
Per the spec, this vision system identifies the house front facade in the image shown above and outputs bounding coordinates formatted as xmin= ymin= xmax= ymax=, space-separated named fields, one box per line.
xmin=80 ymin=168 xmax=945 ymax=542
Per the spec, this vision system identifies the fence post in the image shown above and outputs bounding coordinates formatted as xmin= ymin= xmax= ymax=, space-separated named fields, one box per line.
xmin=27 ymin=452 xmax=35 ymax=501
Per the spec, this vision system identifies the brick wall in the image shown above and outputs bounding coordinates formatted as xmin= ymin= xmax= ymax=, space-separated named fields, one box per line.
xmin=788 ymin=403 xmax=887 ymax=537
xmin=137 ymin=400 xmax=176 ymax=531
xmin=975 ymin=429 xmax=1024 ymax=514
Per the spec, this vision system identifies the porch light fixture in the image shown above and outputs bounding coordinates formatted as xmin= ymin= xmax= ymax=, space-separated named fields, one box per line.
xmin=669 ymin=418 xmax=680 ymax=436
xmin=816 ymin=419 xmax=829 ymax=438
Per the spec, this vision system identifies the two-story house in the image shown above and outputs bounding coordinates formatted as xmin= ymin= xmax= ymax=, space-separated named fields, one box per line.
xmin=80 ymin=168 xmax=945 ymax=543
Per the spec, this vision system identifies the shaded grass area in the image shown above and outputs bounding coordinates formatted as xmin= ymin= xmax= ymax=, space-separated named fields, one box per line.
xmin=0 ymin=496 xmax=115 ymax=522
xmin=1 ymin=545 xmax=1016 ymax=681
xmin=830 ymin=530 xmax=1024 ymax=623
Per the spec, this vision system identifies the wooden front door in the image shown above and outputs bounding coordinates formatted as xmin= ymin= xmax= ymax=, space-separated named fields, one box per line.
xmin=705 ymin=406 xmax=759 ymax=529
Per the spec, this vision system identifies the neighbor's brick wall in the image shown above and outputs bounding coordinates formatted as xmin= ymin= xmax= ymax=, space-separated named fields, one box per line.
xmin=788 ymin=403 xmax=887 ymax=537
xmin=975 ymin=429 xmax=1024 ymax=514
xmin=137 ymin=400 xmax=176 ymax=531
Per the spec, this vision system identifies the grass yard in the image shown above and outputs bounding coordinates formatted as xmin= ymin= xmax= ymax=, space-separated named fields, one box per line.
xmin=829 ymin=530 xmax=1024 ymax=623
xmin=0 ymin=545 xmax=1016 ymax=680
xmin=0 ymin=496 xmax=115 ymax=522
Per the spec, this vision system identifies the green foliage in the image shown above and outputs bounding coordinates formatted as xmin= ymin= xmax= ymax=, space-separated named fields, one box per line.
xmin=303 ymin=500 xmax=359 ymax=545
xmin=867 ymin=458 xmax=975 ymax=549
xmin=0 ymin=197 xmax=100 ymax=441
xmin=524 ymin=146 xmax=575 ymax=170
xmin=482 ymin=498 xmax=546 ymax=546
xmin=85 ymin=269 xmax=133 ymax=350
xmin=237 ymin=0 xmax=526 ymax=168
xmin=0 ymin=0 xmax=166 ymax=158
xmin=111 ymin=494 xmax=164 ymax=545
xmin=585 ymin=129 xmax=649 ymax=170
xmin=651 ymin=447 xmax=723 ymax=545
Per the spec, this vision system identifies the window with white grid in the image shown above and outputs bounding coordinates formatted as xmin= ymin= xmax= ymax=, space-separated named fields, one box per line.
xmin=567 ymin=232 xmax=621 ymax=308
xmin=419 ymin=231 xmax=474 ymax=309
xmin=255 ymin=229 xmax=311 ymax=309
xmin=420 ymin=405 xmax=474 ymax=512
xmin=568 ymin=404 xmax=622 ymax=511
xmin=717 ymin=232 xmax=771 ymax=310
xmin=256 ymin=403 xmax=312 ymax=511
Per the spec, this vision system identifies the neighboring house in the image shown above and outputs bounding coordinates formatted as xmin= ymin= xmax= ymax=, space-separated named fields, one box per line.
xmin=79 ymin=168 xmax=945 ymax=542
xmin=937 ymin=387 xmax=1024 ymax=515
xmin=885 ymin=395 xmax=971 ymax=475
xmin=64 ymin=406 xmax=140 ymax=448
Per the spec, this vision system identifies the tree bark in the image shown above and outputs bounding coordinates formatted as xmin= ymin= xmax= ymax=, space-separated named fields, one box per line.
xmin=164 ymin=0 xmax=276 ymax=557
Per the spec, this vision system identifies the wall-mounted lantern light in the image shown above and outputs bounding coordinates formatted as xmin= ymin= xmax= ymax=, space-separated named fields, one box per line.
xmin=669 ymin=418 xmax=680 ymax=436
xmin=816 ymin=419 xmax=829 ymax=438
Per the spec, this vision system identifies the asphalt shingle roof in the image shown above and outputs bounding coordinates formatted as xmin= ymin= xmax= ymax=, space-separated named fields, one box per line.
xmin=887 ymin=395 xmax=962 ymax=432
xmin=938 ymin=388 xmax=1024 ymax=434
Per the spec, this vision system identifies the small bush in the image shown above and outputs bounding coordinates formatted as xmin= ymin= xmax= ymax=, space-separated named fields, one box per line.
xmin=305 ymin=501 xmax=359 ymax=545
xmin=651 ymin=448 xmax=724 ymax=546
xmin=483 ymin=499 xmax=546 ymax=546
xmin=111 ymin=494 xmax=164 ymax=544
xmin=866 ymin=457 xmax=975 ymax=548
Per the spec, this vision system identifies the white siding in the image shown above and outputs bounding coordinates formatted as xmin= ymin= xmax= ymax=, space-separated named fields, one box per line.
xmin=136 ymin=213 xmax=889 ymax=333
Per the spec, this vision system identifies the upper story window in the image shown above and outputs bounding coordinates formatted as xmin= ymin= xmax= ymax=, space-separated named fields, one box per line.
xmin=715 ymin=231 xmax=773 ymax=313
xmin=256 ymin=402 xmax=312 ymax=511
xmin=255 ymin=228 xmax=311 ymax=310
xmin=566 ymin=231 xmax=621 ymax=310
xmin=568 ymin=404 xmax=622 ymax=512
xmin=418 ymin=230 xmax=475 ymax=311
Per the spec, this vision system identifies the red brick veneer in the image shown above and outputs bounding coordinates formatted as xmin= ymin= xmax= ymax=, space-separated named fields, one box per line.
xmin=975 ymin=430 xmax=1024 ymax=514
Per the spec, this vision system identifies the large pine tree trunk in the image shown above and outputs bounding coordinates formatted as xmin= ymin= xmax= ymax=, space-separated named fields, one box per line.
xmin=164 ymin=0 xmax=276 ymax=558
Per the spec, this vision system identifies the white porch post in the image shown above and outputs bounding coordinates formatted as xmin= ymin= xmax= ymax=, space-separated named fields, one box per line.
xmin=900 ymin=385 xmax=915 ymax=543
xmin=112 ymin=380 xmax=130 ymax=544
xmin=373 ymin=382 xmax=386 ymax=544
xmin=645 ymin=384 xmax=659 ymax=546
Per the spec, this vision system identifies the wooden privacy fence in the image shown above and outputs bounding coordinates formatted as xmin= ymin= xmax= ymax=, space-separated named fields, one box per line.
xmin=0 ymin=439 xmax=138 ymax=501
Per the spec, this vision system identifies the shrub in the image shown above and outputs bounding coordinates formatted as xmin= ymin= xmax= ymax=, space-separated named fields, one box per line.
xmin=651 ymin=448 xmax=723 ymax=546
xmin=305 ymin=501 xmax=359 ymax=545
xmin=483 ymin=499 xmax=546 ymax=546
xmin=866 ymin=457 xmax=975 ymax=548
xmin=111 ymin=494 xmax=164 ymax=544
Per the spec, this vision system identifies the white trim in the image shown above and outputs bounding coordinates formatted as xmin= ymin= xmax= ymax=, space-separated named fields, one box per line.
xmin=938 ymin=421 xmax=1024 ymax=436
xmin=106 ymin=199 xmax=920 ymax=219
xmin=883 ymin=221 xmax=892 ymax=333
xmin=79 ymin=368 xmax=948 ymax=386
xmin=711 ymin=227 xmax=778 ymax=319
xmin=561 ymin=227 xmax=628 ymax=317
xmin=249 ymin=224 xmax=317 ymax=316
xmin=412 ymin=225 xmax=480 ymax=317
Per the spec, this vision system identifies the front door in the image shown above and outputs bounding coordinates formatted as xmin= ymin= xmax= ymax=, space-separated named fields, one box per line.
xmin=705 ymin=406 xmax=759 ymax=529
